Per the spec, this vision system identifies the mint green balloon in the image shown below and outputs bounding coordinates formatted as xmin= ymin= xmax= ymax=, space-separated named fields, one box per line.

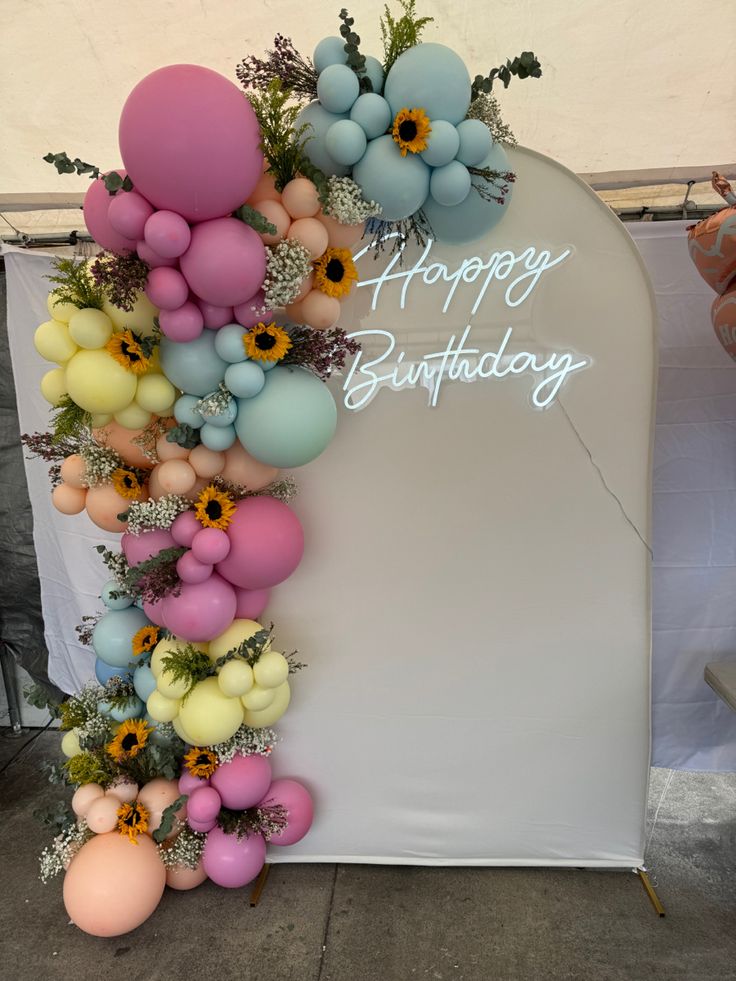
xmin=234 ymin=366 xmax=337 ymax=467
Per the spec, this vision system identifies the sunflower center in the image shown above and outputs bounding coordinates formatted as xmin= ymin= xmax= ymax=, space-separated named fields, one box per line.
xmin=255 ymin=331 xmax=277 ymax=351
xmin=399 ymin=119 xmax=418 ymax=142
xmin=325 ymin=258 xmax=345 ymax=283
xmin=121 ymin=733 xmax=139 ymax=751
xmin=196 ymin=753 xmax=212 ymax=766
xmin=205 ymin=500 xmax=223 ymax=520
xmin=120 ymin=340 xmax=142 ymax=363
xmin=123 ymin=474 xmax=135 ymax=488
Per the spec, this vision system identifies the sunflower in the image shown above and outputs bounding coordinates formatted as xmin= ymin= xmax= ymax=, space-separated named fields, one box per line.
xmin=243 ymin=322 xmax=292 ymax=363
xmin=184 ymin=746 xmax=218 ymax=779
xmin=313 ymin=248 xmax=358 ymax=299
xmin=132 ymin=625 xmax=159 ymax=657
xmin=117 ymin=800 xmax=149 ymax=844
xmin=112 ymin=467 xmax=144 ymax=500
xmin=392 ymin=107 xmax=432 ymax=157
xmin=106 ymin=718 xmax=153 ymax=763
xmin=194 ymin=484 xmax=237 ymax=531
xmin=106 ymin=330 xmax=151 ymax=375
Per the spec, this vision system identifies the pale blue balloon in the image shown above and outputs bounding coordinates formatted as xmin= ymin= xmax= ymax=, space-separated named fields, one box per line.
xmin=420 ymin=120 xmax=460 ymax=168
xmin=384 ymin=43 xmax=471 ymax=125
xmin=225 ymin=360 xmax=266 ymax=399
xmin=317 ymin=64 xmax=360 ymax=114
xmin=455 ymin=119 xmax=492 ymax=167
xmin=95 ymin=658 xmax=132 ymax=685
xmin=314 ymin=36 xmax=346 ymax=73
xmin=326 ymin=119 xmax=367 ymax=166
xmin=101 ymin=580 xmax=133 ymax=610
xmin=350 ymin=93 xmax=392 ymax=140
xmin=421 ymin=142 xmax=513 ymax=245
xmin=234 ymin=366 xmax=337 ymax=468
xmin=92 ymin=606 xmax=151 ymax=668
xmin=100 ymin=695 xmax=144 ymax=723
xmin=295 ymin=101 xmax=349 ymax=177
xmin=352 ymin=135 xmax=430 ymax=221
xmin=200 ymin=398 xmax=237 ymax=428
xmin=200 ymin=421 xmax=237 ymax=451
xmin=133 ymin=663 xmax=157 ymax=702
xmin=262 ymin=360 xmax=277 ymax=372
xmin=174 ymin=394 xmax=204 ymax=429
xmin=214 ymin=323 xmax=248 ymax=363
xmin=160 ymin=331 xmax=228 ymax=397
xmin=363 ymin=55 xmax=385 ymax=95
xmin=429 ymin=161 xmax=472 ymax=207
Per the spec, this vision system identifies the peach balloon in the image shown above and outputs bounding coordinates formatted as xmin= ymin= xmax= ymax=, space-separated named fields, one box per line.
xmin=156 ymin=459 xmax=197 ymax=495
xmin=85 ymin=795 xmax=121 ymax=834
xmin=165 ymin=860 xmax=208 ymax=891
xmin=254 ymin=200 xmax=291 ymax=245
xmin=287 ymin=217 xmax=329 ymax=260
xmin=189 ymin=444 xmax=226 ymax=479
xmin=60 ymin=454 xmax=87 ymax=489
xmin=156 ymin=433 xmax=191 ymax=461
xmin=147 ymin=465 xmax=165 ymax=500
xmin=52 ymin=483 xmax=87 ymax=516
xmin=248 ymin=170 xmax=280 ymax=203
xmin=301 ymin=289 xmax=342 ymax=330
xmin=281 ymin=177 xmax=321 ymax=219
xmin=295 ymin=272 xmax=314 ymax=302
xmin=285 ymin=301 xmax=305 ymax=322
xmin=184 ymin=475 xmax=211 ymax=501
xmin=136 ymin=777 xmax=187 ymax=836
xmin=93 ymin=422 xmax=155 ymax=469
xmin=221 ymin=441 xmax=279 ymax=490
xmin=71 ymin=783 xmax=104 ymax=818
xmin=318 ymin=212 xmax=366 ymax=249
xmin=63 ymin=832 xmax=166 ymax=937
xmin=105 ymin=780 xmax=139 ymax=804
xmin=86 ymin=483 xmax=143 ymax=533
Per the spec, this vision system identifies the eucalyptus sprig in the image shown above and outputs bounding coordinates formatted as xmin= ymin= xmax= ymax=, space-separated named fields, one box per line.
xmin=380 ymin=0 xmax=434 ymax=76
xmin=152 ymin=795 xmax=189 ymax=843
xmin=213 ymin=628 xmax=272 ymax=671
xmin=338 ymin=9 xmax=372 ymax=93
xmin=43 ymin=152 xmax=133 ymax=195
xmin=471 ymin=51 xmax=542 ymax=100
xmin=233 ymin=204 xmax=278 ymax=237
xmin=166 ymin=423 xmax=201 ymax=450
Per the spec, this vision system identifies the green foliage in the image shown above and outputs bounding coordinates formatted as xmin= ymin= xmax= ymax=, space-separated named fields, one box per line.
xmin=101 ymin=678 xmax=137 ymax=711
xmin=380 ymin=0 xmax=434 ymax=75
xmin=297 ymin=157 xmax=330 ymax=209
xmin=152 ymin=794 xmax=189 ymax=843
xmin=65 ymin=750 xmax=115 ymax=786
xmin=33 ymin=800 xmax=76 ymax=833
xmin=43 ymin=152 xmax=133 ymax=194
xmin=166 ymin=424 xmax=201 ymax=449
xmin=118 ymin=546 xmax=187 ymax=602
xmin=23 ymin=682 xmax=62 ymax=719
xmin=47 ymin=256 xmax=104 ymax=310
xmin=471 ymin=51 xmax=542 ymax=100
xmin=233 ymin=204 xmax=278 ymax=237
xmin=59 ymin=697 xmax=91 ymax=732
xmin=160 ymin=644 xmax=213 ymax=701
xmin=49 ymin=395 xmax=92 ymax=446
xmin=213 ymin=628 xmax=272 ymax=671
xmin=338 ymin=9 xmax=372 ymax=93
xmin=41 ymin=759 xmax=70 ymax=785
xmin=465 ymin=94 xmax=517 ymax=146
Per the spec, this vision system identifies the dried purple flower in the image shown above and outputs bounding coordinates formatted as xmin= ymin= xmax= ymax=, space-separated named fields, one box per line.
xmin=89 ymin=251 xmax=150 ymax=312
xmin=282 ymin=327 xmax=360 ymax=381
xmin=236 ymin=35 xmax=318 ymax=100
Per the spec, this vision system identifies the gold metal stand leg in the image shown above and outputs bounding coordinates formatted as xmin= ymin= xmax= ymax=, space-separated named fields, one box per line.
xmin=250 ymin=863 xmax=271 ymax=907
xmin=636 ymin=867 xmax=666 ymax=917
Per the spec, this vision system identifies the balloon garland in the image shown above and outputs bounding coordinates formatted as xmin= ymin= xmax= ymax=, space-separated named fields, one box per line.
xmin=25 ymin=2 xmax=541 ymax=936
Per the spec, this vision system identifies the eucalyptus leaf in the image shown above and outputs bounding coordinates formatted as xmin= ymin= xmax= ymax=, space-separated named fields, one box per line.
xmin=152 ymin=794 xmax=189 ymax=843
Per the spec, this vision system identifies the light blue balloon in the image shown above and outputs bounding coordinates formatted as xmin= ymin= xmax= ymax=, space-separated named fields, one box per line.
xmin=455 ymin=119 xmax=492 ymax=167
xmin=261 ymin=360 xmax=277 ymax=372
xmin=421 ymin=120 xmax=460 ymax=167
xmin=429 ymin=161 xmax=472 ymax=207
xmin=99 ymin=695 xmax=144 ymax=723
xmin=101 ymin=580 xmax=133 ymax=610
xmin=326 ymin=119 xmax=367 ymax=166
xmin=234 ymin=366 xmax=337 ymax=468
xmin=317 ymin=63 xmax=360 ymax=114
xmin=214 ymin=323 xmax=248 ymax=364
xmin=160 ymin=332 xmax=228 ymax=397
xmin=92 ymin=606 xmax=151 ymax=668
xmin=352 ymin=134 xmax=430 ymax=221
xmin=95 ymin=658 xmax=132 ymax=685
xmin=421 ymin=142 xmax=512 ymax=245
xmin=384 ymin=42 xmax=471 ymax=125
xmin=200 ymin=421 xmax=237 ymax=451
xmin=363 ymin=55 xmax=385 ymax=95
xmin=295 ymin=101 xmax=349 ymax=177
xmin=134 ymin=663 xmax=157 ymax=702
xmin=314 ymin=36 xmax=346 ymax=73
xmin=174 ymin=394 xmax=204 ymax=429
xmin=200 ymin=398 xmax=237 ymax=428
xmin=350 ymin=93 xmax=392 ymax=140
xmin=225 ymin=360 xmax=266 ymax=399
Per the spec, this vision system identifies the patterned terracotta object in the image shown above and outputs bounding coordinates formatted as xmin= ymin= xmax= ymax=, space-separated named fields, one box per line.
xmin=688 ymin=207 xmax=736 ymax=295
xmin=712 ymin=286 xmax=736 ymax=361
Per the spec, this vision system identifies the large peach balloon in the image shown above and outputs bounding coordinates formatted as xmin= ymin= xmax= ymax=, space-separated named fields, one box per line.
xmin=63 ymin=832 xmax=166 ymax=937
xmin=93 ymin=422 xmax=155 ymax=469
xmin=166 ymin=860 xmax=208 ymax=891
xmin=318 ymin=212 xmax=366 ymax=249
xmin=220 ymin=441 xmax=278 ymax=490
xmin=86 ymin=483 xmax=144 ymax=533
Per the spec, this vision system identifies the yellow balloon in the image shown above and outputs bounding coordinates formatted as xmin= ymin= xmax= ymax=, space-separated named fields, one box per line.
xmin=217 ymin=659 xmax=254 ymax=698
xmin=65 ymin=349 xmax=138 ymax=414
xmin=156 ymin=668 xmax=190 ymax=700
xmin=40 ymin=367 xmax=68 ymax=405
xmin=34 ymin=319 xmax=78 ymax=364
xmin=243 ymin=680 xmax=291 ymax=728
xmin=150 ymin=636 xmax=209 ymax=677
xmin=253 ymin=651 xmax=289 ymax=690
xmin=68 ymin=308 xmax=114 ymax=349
xmin=61 ymin=729 xmax=82 ymax=758
xmin=147 ymin=689 xmax=181 ymax=723
xmin=90 ymin=413 xmax=113 ymax=427
xmin=178 ymin=677 xmax=244 ymax=745
xmin=103 ymin=292 xmax=158 ymax=337
xmin=135 ymin=373 xmax=176 ymax=414
xmin=241 ymin=684 xmax=275 ymax=711
xmin=46 ymin=290 xmax=79 ymax=324
xmin=114 ymin=401 xmax=152 ymax=430
xmin=208 ymin=619 xmax=263 ymax=661
xmin=172 ymin=714 xmax=198 ymax=745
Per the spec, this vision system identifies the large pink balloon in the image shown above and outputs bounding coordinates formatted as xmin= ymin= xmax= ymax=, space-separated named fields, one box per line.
xmin=260 ymin=778 xmax=314 ymax=846
xmin=210 ymin=754 xmax=272 ymax=810
xmin=179 ymin=218 xmax=266 ymax=307
xmin=82 ymin=172 xmax=136 ymax=254
xmin=234 ymin=586 xmax=270 ymax=620
xmin=202 ymin=826 xmax=266 ymax=888
xmin=216 ymin=497 xmax=304 ymax=590
xmin=161 ymin=572 xmax=236 ymax=642
xmin=122 ymin=528 xmax=176 ymax=565
xmin=119 ymin=64 xmax=263 ymax=222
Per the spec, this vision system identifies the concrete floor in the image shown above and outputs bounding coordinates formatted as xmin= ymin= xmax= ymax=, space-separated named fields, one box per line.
xmin=2 ymin=729 xmax=735 ymax=981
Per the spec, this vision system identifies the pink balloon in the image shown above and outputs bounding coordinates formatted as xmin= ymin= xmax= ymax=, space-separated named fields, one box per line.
xmin=161 ymin=573 xmax=236 ymax=642
xmin=233 ymin=291 xmax=271 ymax=329
xmin=179 ymin=218 xmax=266 ymax=307
xmin=187 ymin=786 xmax=222 ymax=824
xmin=159 ymin=301 xmax=204 ymax=342
xmin=189 ymin=815 xmax=217 ymax=834
xmin=136 ymin=239 xmax=178 ymax=268
xmin=178 ymin=771 xmax=210 ymax=795
xmin=192 ymin=527 xmax=231 ymax=564
xmin=145 ymin=266 xmax=189 ymax=310
xmin=143 ymin=595 xmax=167 ymax=626
xmin=176 ymin=550 xmax=213 ymax=584
xmin=171 ymin=510 xmax=203 ymax=547
xmin=119 ymin=64 xmax=263 ymax=222
xmin=210 ymin=754 xmax=272 ymax=810
xmin=144 ymin=210 xmax=192 ymax=258
xmin=202 ymin=826 xmax=266 ymax=888
xmin=197 ymin=300 xmax=235 ymax=330
xmin=260 ymin=778 xmax=314 ymax=846
xmin=82 ymin=172 xmax=136 ymax=254
xmin=216 ymin=497 xmax=304 ymax=590
xmin=107 ymin=190 xmax=154 ymax=241
xmin=234 ymin=586 xmax=270 ymax=620
xmin=122 ymin=528 xmax=176 ymax=565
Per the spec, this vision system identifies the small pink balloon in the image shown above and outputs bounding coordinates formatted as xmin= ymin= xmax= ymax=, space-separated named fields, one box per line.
xmin=146 ymin=265 xmax=189 ymax=310
xmin=187 ymin=786 xmax=222 ymax=824
xmin=233 ymin=291 xmax=271 ymax=329
xmin=161 ymin=573 xmax=237 ymax=642
xmin=318 ymin=212 xmax=366 ymax=249
xmin=192 ymin=527 xmax=231 ymax=564
xmin=210 ymin=754 xmax=272 ymax=810
xmin=159 ymin=301 xmax=204 ymax=342
xmin=197 ymin=299 xmax=234 ymax=329
xmin=179 ymin=770 xmax=210 ymax=795
xmin=281 ymin=178 xmax=321 ymax=219
xmin=144 ymin=209 xmax=192 ymax=258
xmin=83 ymin=172 xmax=136 ymax=254
xmin=179 ymin=217 xmax=267 ymax=307
xmin=301 ymin=289 xmax=341 ymax=330
xmin=107 ymin=191 xmax=154 ymax=241
xmin=220 ymin=441 xmax=278 ymax=491
xmin=171 ymin=510 xmax=203 ymax=547
xmin=253 ymin=200 xmax=291 ymax=245
xmin=157 ymin=458 xmax=197 ymax=495
xmin=216 ymin=496 xmax=304 ymax=590
xmin=166 ymin=860 xmax=208 ymax=891
xmin=287 ymin=217 xmax=329 ymax=260
xmin=234 ymin=587 xmax=270 ymax=620
xmin=188 ymin=445 xmax=226 ymax=479
xmin=202 ymin=826 xmax=266 ymax=888
xmin=176 ymin=550 xmax=213 ymax=584
xmin=189 ymin=815 xmax=217 ymax=833
xmin=122 ymin=528 xmax=176 ymax=565
xmin=136 ymin=239 xmax=178 ymax=268
xmin=261 ymin=778 xmax=314 ymax=846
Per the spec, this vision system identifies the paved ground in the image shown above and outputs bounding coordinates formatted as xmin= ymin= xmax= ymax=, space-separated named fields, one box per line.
xmin=2 ymin=728 xmax=735 ymax=981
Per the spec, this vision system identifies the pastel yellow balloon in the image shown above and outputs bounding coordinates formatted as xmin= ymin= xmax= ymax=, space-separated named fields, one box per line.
xmin=253 ymin=651 xmax=289 ymax=690
xmin=172 ymin=714 xmax=198 ymax=746
xmin=34 ymin=319 xmax=78 ymax=364
xmin=241 ymin=684 xmax=275 ymax=711
xmin=151 ymin=636 xmax=209 ymax=677
xmin=103 ymin=291 xmax=158 ymax=337
xmin=147 ymin=689 xmax=182 ymax=723
xmin=243 ymin=680 xmax=291 ymax=729
xmin=135 ymin=373 xmax=176 ymax=414
xmin=61 ymin=729 xmax=81 ymax=758
xmin=90 ymin=413 xmax=113 ymax=427
xmin=46 ymin=290 xmax=78 ymax=324
xmin=208 ymin=619 xmax=264 ymax=661
xmin=217 ymin=659 xmax=254 ymax=697
xmin=65 ymin=349 xmax=137 ymax=413
xmin=114 ymin=401 xmax=152 ymax=430
xmin=178 ymin=677 xmax=244 ymax=745
xmin=68 ymin=308 xmax=114 ymax=349
xmin=40 ymin=367 xmax=68 ymax=405
xmin=156 ymin=668 xmax=191 ymax=700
